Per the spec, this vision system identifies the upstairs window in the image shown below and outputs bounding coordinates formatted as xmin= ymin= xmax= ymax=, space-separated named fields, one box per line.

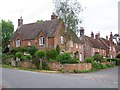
xmin=61 ymin=36 xmax=64 ymax=44
xmin=16 ymin=39 xmax=20 ymax=47
xmin=76 ymin=43 xmax=78 ymax=48
xmin=28 ymin=41 xmax=31 ymax=46
xmin=71 ymin=41 xmax=73 ymax=47
xmin=39 ymin=36 xmax=44 ymax=45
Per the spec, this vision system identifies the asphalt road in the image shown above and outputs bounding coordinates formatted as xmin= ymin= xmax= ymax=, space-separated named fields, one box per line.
xmin=1 ymin=67 xmax=118 ymax=88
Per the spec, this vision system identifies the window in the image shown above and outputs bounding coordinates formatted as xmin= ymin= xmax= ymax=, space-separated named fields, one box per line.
xmin=16 ymin=39 xmax=20 ymax=47
xmin=61 ymin=36 xmax=64 ymax=44
xmin=71 ymin=41 xmax=73 ymax=47
xmin=76 ymin=43 xmax=78 ymax=48
xmin=28 ymin=41 xmax=31 ymax=46
xmin=39 ymin=36 xmax=44 ymax=45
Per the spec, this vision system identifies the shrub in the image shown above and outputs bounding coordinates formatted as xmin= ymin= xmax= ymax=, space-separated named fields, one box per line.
xmin=56 ymin=45 xmax=60 ymax=54
xmin=20 ymin=55 xmax=27 ymax=61
xmin=93 ymin=54 xmax=103 ymax=62
xmin=48 ymin=59 xmax=58 ymax=62
xmin=15 ymin=52 xmax=22 ymax=58
xmin=28 ymin=46 xmax=38 ymax=56
xmin=85 ymin=57 xmax=94 ymax=63
xmin=56 ymin=53 xmax=71 ymax=64
xmin=92 ymin=61 xmax=101 ymax=70
xmin=26 ymin=55 xmax=32 ymax=60
xmin=99 ymin=64 xmax=108 ymax=69
xmin=35 ymin=50 xmax=46 ymax=59
xmin=46 ymin=49 xmax=58 ymax=60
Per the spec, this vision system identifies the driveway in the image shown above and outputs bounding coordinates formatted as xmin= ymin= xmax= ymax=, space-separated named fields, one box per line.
xmin=1 ymin=67 xmax=118 ymax=88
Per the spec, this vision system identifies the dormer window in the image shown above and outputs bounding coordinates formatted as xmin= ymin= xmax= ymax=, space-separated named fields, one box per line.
xmin=16 ymin=39 xmax=20 ymax=47
xmin=39 ymin=36 xmax=44 ymax=45
xmin=61 ymin=36 xmax=64 ymax=44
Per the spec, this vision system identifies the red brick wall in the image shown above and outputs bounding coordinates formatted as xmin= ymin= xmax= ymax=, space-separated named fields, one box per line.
xmin=48 ymin=62 xmax=92 ymax=71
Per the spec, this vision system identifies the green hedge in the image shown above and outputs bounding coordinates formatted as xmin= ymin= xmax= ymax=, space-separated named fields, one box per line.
xmin=106 ymin=58 xmax=120 ymax=66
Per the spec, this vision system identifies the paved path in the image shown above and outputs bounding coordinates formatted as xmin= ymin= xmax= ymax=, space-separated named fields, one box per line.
xmin=1 ymin=67 xmax=118 ymax=88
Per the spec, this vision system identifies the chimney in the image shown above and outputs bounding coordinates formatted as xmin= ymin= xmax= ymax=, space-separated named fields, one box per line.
xmin=106 ymin=35 xmax=108 ymax=40
xmin=98 ymin=32 xmax=100 ymax=38
xmin=95 ymin=34 xmax=98 ymax=39
xmin=109 ymin=32 xmax=113 ymax=42
xmin=80 ymin=27 xmax=84 ymax=36
xmin=51 ymin=12 xmax=57 ymax=20
xmin=18 ymin=16 xmax=23 ymax=27
xmin=91 ymin=31 xmax=94 ymax=38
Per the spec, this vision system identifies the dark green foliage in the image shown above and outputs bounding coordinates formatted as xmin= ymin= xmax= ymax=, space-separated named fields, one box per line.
xmin=28 ymin=46 xmax=38 ymax=56
xmin=42 ymin=61 xmax=49 ymax=70
xmin=56 ymin=53 xmax=79 ymax=64
xmin=116 ymin=53 xmax=120 ymax=58
xmin=26 ymin=55 xmax=32 ymax=60
xmin=20 ymin=55 xmax=27 ymax=61
xmin=35 ymin=50 xmax=46 ymax=58
xmin=92 ymin=62 xmax=101 ymax=70
xmin=99 ymin=64 xmax=108 ymax=69
xmin=46 ymin=49 xmax=58 ymax=60
xmin=15 ymin=52 xmax=22 ymax=58
xmin=2 ymin=54 xmax=14 ymax=65
xmin=56 ymin=45 xmax=60 ymax=54
xmin=10 ymin=48 xmax=19 ymax=55
xmin=85 ymin=57 xmax=94 ymax=63
xmin=48 ymin=59 xmax=58 ymax=63
xmin=2 ymin=20 xmax=14 ymax=50
xmin=93 ymin=54 xmax=103 ymax=62
xmin=32 ymin=57 xmax=39 ymax=69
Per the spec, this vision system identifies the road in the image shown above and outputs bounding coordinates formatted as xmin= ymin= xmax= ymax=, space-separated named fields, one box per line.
xmin=1 ymin=67 xmax=118 ymax=88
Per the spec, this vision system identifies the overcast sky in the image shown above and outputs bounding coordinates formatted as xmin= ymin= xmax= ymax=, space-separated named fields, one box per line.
xmin=0 ymin=0 xmax=119 ymax=38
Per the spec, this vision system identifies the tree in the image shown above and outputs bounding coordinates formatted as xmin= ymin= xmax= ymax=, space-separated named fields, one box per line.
xmin=36 ymin=20 xmax=43 ymax=23
xmin=2 ymin=20 xmax=14 ymax=50
xmin=35 ymin=50 xmax=46 ymax=69
xmin=53 ymin=0 xmax=83 ymax=50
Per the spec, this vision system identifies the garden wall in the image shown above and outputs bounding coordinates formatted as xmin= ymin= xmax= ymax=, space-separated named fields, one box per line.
xmin=48 ymin=62 xmax=92 ymax=71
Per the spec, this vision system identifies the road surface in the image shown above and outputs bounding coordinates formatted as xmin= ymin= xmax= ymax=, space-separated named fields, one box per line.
xmin=1 ymin=67 xmax=118 ymax=88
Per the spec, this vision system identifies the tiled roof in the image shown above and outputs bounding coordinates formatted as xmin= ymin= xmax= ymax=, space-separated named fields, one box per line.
xmin=84 ymin=36 xmax=107 ymax=50
xmin=10 ymin=19 xmax=60 ymax=40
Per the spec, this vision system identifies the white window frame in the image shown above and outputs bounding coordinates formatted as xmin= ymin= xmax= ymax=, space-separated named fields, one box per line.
xmin=16 ymin=39 xmax=20 ymax=47
xmin=28 ymin=41 xmax=31 ymax=46
xmin=71 ymin=41 xmax=73 ymax=47
xmin=39 ymin=36 xmax=44 ymax=45
xmin=61 ymin=36 xmax=64 ymax=44
xmin=76 ymin=43 xmax=78 ymax=48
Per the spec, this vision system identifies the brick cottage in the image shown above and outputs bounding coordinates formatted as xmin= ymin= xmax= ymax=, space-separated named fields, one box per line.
xmin=10 ymin=13 xmax=117 ymax=61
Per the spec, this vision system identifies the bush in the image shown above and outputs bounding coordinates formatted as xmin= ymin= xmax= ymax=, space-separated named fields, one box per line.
xmin=46 ymin=49 xmax=58 ymax=60
xmin=56 ymin=45 xmax=60 ymax=54
xmin=56 ymin=53 xmax=79 ymax=64
xmin=93 ymin=54 xmax=103 ymax=62
xmin=48 ymin=59 xmax=58 ymax=62
xmin=99 ymin=64 xmax=108 ymax=69
xmin=15 ymin=52 xmax=22 ymax=58
xmin=106 ymin=58 xmax=120 ymax=66
xmin=35 ymin=50 xmax=46 ymax=59
xmin=20 ymin=55 xmax=27 ymax=61
xmin=92 ymin=61 xmax=101 ymax=70
xmin=28 ymin=46 xmax=38 ymax=56
xmin=26 ymin=55 xmax=32 ymax=60
xmin=56 ymin=53 xmax=71 ymax=64
xmin=85 ymin=57 xmax=94 ymax=63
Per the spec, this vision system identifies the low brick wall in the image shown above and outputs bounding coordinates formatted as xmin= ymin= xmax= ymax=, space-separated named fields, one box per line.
xmin=48 ymin=62 xmax=92 ymax=71
xmin=100 ymin=62 xmax=112 ymax=65
xmin=19 ymin=61 xmax=32 ymax=68
xmin=63 ymin=63 xmax=92 ymax=71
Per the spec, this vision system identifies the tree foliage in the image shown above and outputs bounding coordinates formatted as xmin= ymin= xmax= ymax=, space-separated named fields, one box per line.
xmin=53 ymin=0 xmax=83 ymax=50
xmin=2 ymin=20 xmax=14 ymax=50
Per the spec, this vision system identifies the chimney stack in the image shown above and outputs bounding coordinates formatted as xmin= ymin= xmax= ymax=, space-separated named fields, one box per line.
xmin=95 ymin=34 xmax=98 ymax=39
xmin=106 ymin=35 xmax=108 ymax=40
xmin=51 ymin=12 xmax=57 ymax=20
xmin=91 ymin=31 xmax=94 ymax=38
xmin=18 ymin=16 xmax=23 ymax=27
xmin=80 ymin=27 xmax=84 ymax=36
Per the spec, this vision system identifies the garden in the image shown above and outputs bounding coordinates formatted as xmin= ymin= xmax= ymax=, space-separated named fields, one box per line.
xmin=2 ymin=46 xmax=120 ymax=73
